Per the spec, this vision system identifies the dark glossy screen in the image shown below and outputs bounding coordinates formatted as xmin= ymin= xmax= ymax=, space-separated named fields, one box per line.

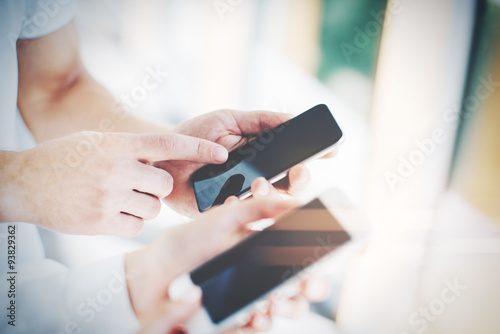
xmin=190 ymin=198 xmax=351 ymax=324
xmin=190 ymin=104 xmax=343 ymax=212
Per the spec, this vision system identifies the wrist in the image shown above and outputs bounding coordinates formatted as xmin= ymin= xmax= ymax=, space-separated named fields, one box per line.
xmin=125 ymin=246 xmax=162 ymax=322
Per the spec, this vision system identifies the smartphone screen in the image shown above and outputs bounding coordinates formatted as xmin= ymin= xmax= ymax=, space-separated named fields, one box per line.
xmin=189 ymin=198 xmax=351 ymax=324
xmin=190 ymin=104 xmax=343 ymax=212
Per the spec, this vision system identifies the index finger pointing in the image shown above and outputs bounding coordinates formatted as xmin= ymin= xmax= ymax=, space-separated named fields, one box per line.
xmin=129 ymin=133 xmax=228 ymax=163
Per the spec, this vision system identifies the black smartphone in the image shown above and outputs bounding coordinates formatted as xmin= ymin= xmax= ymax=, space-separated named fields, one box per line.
xmin=190 ymin=104 xmax=343 ymax=212
xmin=168 ymin=189 xmax=353 ymax=334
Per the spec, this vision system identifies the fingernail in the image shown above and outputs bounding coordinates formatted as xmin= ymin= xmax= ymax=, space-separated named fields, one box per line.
xmin=255 ymin=179 xmax=269 ymax=196
xmin=212 ymin=146 xmax=228 ymax=162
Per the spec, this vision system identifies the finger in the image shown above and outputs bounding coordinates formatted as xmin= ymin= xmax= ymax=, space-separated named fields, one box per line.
xmin=194 ymin=198 xmax=297 ymax=246
xmin=250 ymin=177 xmax=281 ymax=199
xmin=107 ymin=212 xmax=144 ymax=238
xmin=272 ymin=295 xmax=309 ymax=319
xmin=210 ymin=198 xmax=297 ymax=233
xmin=301 ymin=275 xmax=331 ymax=303
xmin=128 ymin=133 xmax=228 ymax=163
xmin=128 ymin=161 xmax=174 ymax=199
xmin=221 ymin=326 xmax=255 ymax=334
xmin=248 ymin=311 xmax=273 ymax=332
xmin=164 ymin=199 xmax=298 ymax=276
xmin=138 ymin=287 xmax=201 ymax=334
xmin=121 ymin=190 xmax=162 ymax=221
xmin=285 ymin=164 xmax=310 ymax=195
xmin=232 ymin=110 xmax=292 ymax=135
xmin=320 ymin=146 xmax=339 ymax=159
xmin=224 ymin=195 xmax=240 ymax=204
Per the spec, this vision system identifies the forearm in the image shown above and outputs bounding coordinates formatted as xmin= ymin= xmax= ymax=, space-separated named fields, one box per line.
xmin=0 ymin=151 xmax=26 ymax=222
xmin=16 ymin=21 xmax=171 ymax=143
xmin=19 ymin=74 xmax=172 ymax=143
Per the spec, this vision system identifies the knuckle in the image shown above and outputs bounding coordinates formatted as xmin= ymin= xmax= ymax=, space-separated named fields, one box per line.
xmin=157 ymin=134 xmax=175 ymax=153
xmin=197 ymin=141 xmax=205 ymax=159
xmin=197 ymin=140 xmax=213 ymax=160
xmin=158 ymin=172 xmax=173 ymax=197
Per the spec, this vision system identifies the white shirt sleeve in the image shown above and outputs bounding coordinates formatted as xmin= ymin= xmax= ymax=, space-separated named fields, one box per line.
xmin=0 ymin=223 xmax=141 ymax=334
xmin=1 ymin=2 xmax=139 ymax=332
xmin=19 ymin=0 xmax=79 ymax=40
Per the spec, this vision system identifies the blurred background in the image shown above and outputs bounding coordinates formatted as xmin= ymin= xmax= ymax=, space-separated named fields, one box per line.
xmin=74 ymin=0 xmax=387 ymax=205
xmin=42 ymin=0 xmax=500 ymax=333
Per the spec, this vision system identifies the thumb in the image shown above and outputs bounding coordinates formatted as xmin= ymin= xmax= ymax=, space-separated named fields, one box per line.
xmin=205 ymin=198 xmax=297 ymax=233
xmin=232 ymin=110 xmax=292 ymax=135
xmin=127 ymin=132 xmax=228 ymax=163
xmin=165 ymin=199 xmax=298 ymax=276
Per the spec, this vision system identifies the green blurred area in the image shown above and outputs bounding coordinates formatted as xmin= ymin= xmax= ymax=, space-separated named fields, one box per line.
xmin=451 ymin=0 xmax=500 ymax=171
xmin=318 ymin=0 xmax=387 ymax=81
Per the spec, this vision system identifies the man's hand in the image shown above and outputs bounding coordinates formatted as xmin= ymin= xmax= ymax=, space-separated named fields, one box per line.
xmin=156 ymin=109 xmax=314 ymax=216
xmin=0 ymin=132 xmax=228 ymax=237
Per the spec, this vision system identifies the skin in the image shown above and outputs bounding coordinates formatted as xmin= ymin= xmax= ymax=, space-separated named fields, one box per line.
xmin=0 ymin=131 xmax=228 ymax=237
xmin=158 ymin=109 xmax=312 ymax=216
xmin=0 ymin=21 xmax=312 ymax=230
xmin=125 ymin=199 xmax=297 ymax=320
xmin=128 ymin=198 xmax=331 ymax=333
xmin=136 ymin=287 xmax=202 ymax=334
xmin=0 ymin=20 xmax=332 ymax=332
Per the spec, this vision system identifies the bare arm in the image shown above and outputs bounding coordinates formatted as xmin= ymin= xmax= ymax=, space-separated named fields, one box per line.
xmin=2 ymin=21 xmax=229 ymax=229
xmin=16 ymin=20 xmax=169 ymax=143
xmin=11 ymin=19 xmax=316 ymax=222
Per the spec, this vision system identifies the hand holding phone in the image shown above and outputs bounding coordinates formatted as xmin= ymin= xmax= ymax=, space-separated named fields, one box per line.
xmin=190 ymin=104 xmax=343 ymax=212
xmin=169 ymin=189 xmax=356 ymax=334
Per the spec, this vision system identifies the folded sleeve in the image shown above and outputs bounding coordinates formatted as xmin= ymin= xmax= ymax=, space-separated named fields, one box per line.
xmin=19 ymin=0 xmax=79 ymax=39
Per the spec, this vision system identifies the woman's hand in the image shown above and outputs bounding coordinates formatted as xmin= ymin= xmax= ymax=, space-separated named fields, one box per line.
xmin=156 ymin=109 xmax=315 ymax=216
xmin=127 ymin=197 xmax=330 ymax=333
xmin=126 ymin=198 xmax=297 ymax=329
